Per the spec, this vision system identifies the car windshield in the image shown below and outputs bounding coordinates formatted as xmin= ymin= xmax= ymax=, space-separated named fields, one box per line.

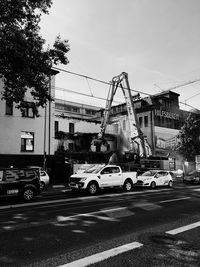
xmin=141 ymin=170 xmax=157 ymax=176
xmin=84 ymin=165 xmax=105 ymax=173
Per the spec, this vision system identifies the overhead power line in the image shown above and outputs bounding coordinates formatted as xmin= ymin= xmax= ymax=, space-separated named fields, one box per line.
xmin=52 ymin=67 xmax=151 ymax=96
xmin=53 ymin=85 xmax=122 ymax=104
xmin=52 ymin=67 xmax=200 ymax=111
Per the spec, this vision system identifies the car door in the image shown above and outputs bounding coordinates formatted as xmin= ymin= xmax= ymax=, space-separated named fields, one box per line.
xmin=154 ymin=171 xmax=165 ymax=186
xmin=162 ymin=171 xmax=171 ymax=185
xmin=4 ymin=169 xmax=22 ymax=196
xmin=99 ymin=167 xmax=116 ymax=187
xmin=109 ymin=166 xmax=123 ymax=186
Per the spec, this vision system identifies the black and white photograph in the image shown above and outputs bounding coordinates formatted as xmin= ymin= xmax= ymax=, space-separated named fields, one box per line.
xmin=0 ymin=0 xmax=200 ymax=266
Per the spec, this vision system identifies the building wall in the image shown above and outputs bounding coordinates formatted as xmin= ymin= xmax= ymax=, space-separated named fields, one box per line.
xmin=54 ymin=117 xmax=100 ymax=134
xmin=0 ymin=76 xmax=56 ymax=156
xmin=54 ymin=99 xmax=101 ymax=152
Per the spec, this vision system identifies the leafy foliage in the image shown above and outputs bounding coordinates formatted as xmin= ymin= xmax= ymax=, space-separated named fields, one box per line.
xmin=176 ymin=113 xmax=200 ymax=161
xmin=0 ymin=0 xmax=70 ymax=113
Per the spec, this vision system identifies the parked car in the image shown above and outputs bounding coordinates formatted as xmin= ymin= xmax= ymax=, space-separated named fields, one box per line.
xmin=26 ymin=166 xmax=50 ymax=190
xmin=170 ymin=169 xmax=184 ymax=182
xmin=69 ymin=164 xmax=137 ymax=195
xmin=183 ymin=170 xmax=200 ymax=184
xmin=39 ymin=170 xmax=50 ymax=190
xmin=75 ymin=164 xmax=97 ymax=174
xmin=136 ymin=170 xmax=173 ymax=189
xmin=0 ymin=167 xmax=41 ymax=201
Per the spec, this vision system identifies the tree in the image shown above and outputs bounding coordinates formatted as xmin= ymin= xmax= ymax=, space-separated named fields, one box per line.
xmin=176 ymin=113 xmax=200 ymax=161
xmin=0 ymin=0 xmax=70 ymax=114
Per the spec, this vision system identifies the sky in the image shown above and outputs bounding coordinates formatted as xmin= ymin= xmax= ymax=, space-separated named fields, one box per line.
xmin=40 ymin=0 xmax=200 ymax=110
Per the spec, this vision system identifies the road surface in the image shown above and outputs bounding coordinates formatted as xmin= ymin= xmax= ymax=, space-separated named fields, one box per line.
xmin=0 ymin=182 xmax=200 ymax=266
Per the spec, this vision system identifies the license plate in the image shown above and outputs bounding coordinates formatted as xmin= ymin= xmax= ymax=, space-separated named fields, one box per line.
xmin=7 ymin=189 xmax=19 ymax=195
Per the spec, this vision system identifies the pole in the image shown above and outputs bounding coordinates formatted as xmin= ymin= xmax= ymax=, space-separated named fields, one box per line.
xmin=48 ymin=75 xmax=51 ymax=156
xmin=43 ymin=104 xmax=47 ymax=170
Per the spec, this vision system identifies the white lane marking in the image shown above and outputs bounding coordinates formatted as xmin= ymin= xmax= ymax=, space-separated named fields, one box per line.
xmin=159 ymin=197 xmax=191 ymax=203
xmin=166 ymin=221 xmax=200 ymax=235
xmin=57 ymin=207 xmax=128 ymax=222
xmin=59 ymin=241 xmax=143 ymax=267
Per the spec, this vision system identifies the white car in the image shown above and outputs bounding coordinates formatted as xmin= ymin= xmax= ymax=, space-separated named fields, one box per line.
xmin=136 ymin=170 xmax=173 ymax=189
xmin=25 ymin=166 xmax=50 ymax=190
xmin=69 ymin=165 xmax=137 ymax=195
xmin=39 ymin=170 xmax=50 ymax=190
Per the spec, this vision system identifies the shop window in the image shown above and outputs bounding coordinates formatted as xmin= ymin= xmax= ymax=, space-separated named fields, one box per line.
xmin=21 ymin=131 xmax=34 ymax=152
xmin=5 ymin=101 xmax=13 ymax=115
xmin=144 ymin=116 xmax=148 ymax=127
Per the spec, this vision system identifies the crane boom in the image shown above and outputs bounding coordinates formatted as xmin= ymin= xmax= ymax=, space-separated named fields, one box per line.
xmin=92 ymin=72 xmax=152 ymax=158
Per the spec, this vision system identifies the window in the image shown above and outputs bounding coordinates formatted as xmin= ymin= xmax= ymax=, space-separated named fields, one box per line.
xmin=111 ymin=167 xmax=120 ymax=173
xmin=0 ymin=171 xmax=3 ymax=181
xmin=85 ymin=109 xmax=96 ymax=115
xmin=5 ymin=101 xmax=13 ymax=115
xmin=144 ymin=116 xmax=148 ymax=127
xmin=21 ymin=131 xmax=34 ymax=152
xmin=69 ymin=123 xmax=74 ymax=134
xmin=21 ymin=102 xmax=34 ymax=118
xmin=55 ymin=103 xmax=65 ymax=110
xmin=5 ymin=169 xmax=24 ymax=181
xmin=113 ymin=123 xmax=119 ymax=134
xmin=123 ymin=120 xmax=126 ymax=130
xmin=101 ymin=167 xmax=112 ymax=175
xmin=139 ymin=117 xmax=143 ymax=127
xmin=55 ymin=121 xmax=59 ymax=134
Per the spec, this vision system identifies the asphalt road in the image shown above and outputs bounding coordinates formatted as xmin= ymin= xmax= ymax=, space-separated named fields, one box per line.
xmin=0 ymin=183 xmax=200 ymax=267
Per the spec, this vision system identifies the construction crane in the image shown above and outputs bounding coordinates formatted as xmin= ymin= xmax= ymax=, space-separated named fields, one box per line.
xmin=91 ymin=72 xmax=152 ymax=158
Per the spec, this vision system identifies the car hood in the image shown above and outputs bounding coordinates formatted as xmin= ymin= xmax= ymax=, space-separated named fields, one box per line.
xmin=70 ymin=173 xmax=97 ymax=178
xmin=137 ymin=176 xmax=153 ymax=181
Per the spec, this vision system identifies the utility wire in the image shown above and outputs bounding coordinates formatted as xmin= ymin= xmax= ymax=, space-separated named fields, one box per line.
xmin=53 ymin=85 xmax=123 ymax=104
xmin=53 ymin=67 xmax=200 ymax=111
xmin=52 ymin=66 xmax=151 ymax=96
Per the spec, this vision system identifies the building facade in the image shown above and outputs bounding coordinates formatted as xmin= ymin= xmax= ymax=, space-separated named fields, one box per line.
xmin=0 ymin=73 xmax=57 ymax=167
xmin=98 ymin=90 xmax=197 ymax=158
xmin=54 ymin=99 xmax=101 ymax=152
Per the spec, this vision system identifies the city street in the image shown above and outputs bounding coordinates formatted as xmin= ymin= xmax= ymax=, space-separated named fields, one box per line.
xmin=0 ymin=182 xmax=200 ymax=266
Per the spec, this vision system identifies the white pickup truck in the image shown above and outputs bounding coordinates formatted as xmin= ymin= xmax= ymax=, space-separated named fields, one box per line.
xmin=69 ymin=165 xmax=137 ymax=195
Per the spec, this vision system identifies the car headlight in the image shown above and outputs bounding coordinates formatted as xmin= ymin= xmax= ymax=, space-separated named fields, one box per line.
xmin=80 ymin=177 xmax=87 ymax=182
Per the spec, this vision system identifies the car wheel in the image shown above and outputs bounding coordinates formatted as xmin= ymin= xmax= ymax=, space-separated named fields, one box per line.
xmin=150 ymin=181 xmax=156 ymax=189
xmin=168 ymin=180 xmax=173 ymax=188
xmin=40 ymin=181 xmax=46 ymax=191
xmin=123 ymin=180 xmax=133 ymax=192
xmin=22 ymin=188 xmax=34 ymax=201
xmin=87 ymin=182 xmax=98 ymax=195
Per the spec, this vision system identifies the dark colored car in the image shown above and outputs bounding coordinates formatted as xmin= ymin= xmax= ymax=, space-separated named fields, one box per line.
xmin=183 ymin=170 xmax=200 ymax=184
xmin=0 ymin=167 xmax=41 ymax=201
